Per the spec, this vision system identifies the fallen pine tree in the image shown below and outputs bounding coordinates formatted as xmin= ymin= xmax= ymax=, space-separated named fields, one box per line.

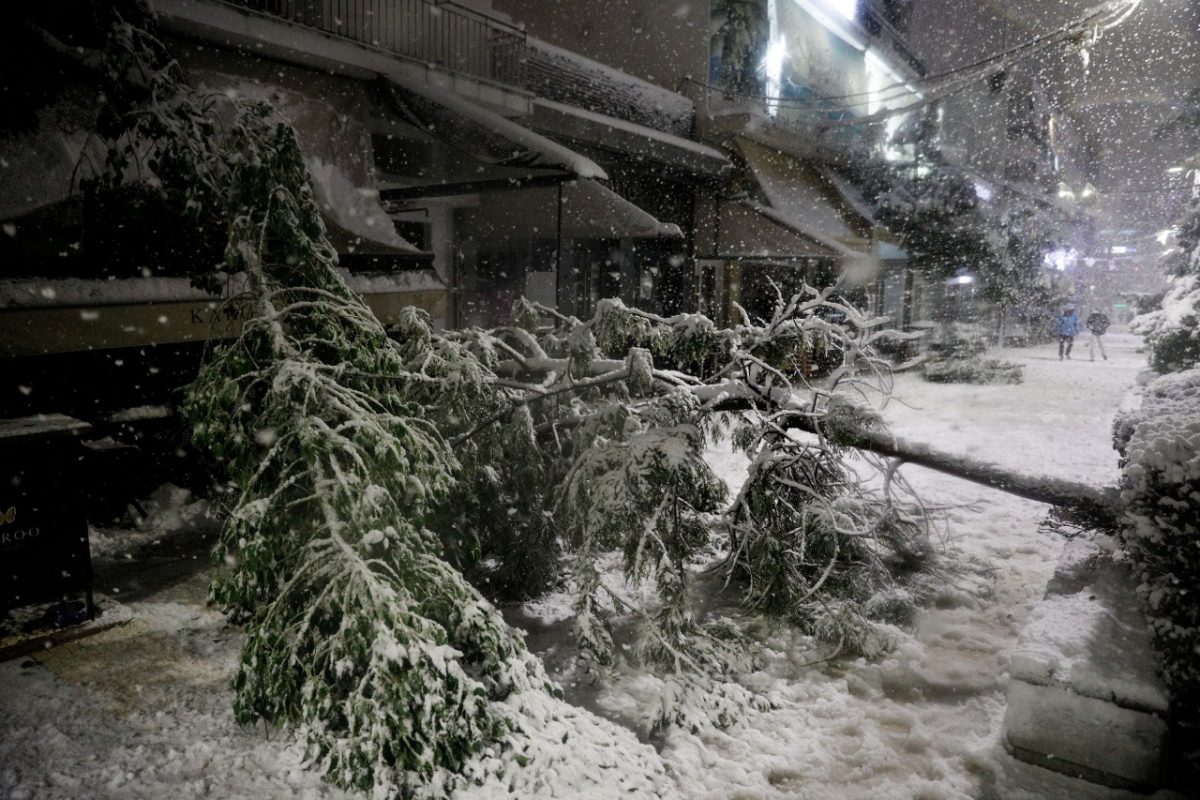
xmin=64 ymin=6 xmax=1125 ymax=797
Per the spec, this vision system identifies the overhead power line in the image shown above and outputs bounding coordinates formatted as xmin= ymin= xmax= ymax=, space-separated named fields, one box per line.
xmin=689 ymin=0 xmax=1143 ymax=126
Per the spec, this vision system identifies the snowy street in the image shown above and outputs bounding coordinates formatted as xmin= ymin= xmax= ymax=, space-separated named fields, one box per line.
xmin=0 ymin=332 xmax=1170 ymax=800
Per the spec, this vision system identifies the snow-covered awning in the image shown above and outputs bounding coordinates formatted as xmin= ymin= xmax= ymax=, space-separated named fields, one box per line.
xmin=715 ymin=201 xmax=841 ymax=259
xmin=190 ymin=69 xmax=424 ymax=257
xmin=820 ymin=168 xmax=881 ymax=229
xmin=739 ymin=200 xmax=857 ymax=258
xmin=530 ymin=98 xmax=730 ymax=178
xmin=562 ymin=179 xmax=682 ymax=239
xmin=380 ymin=75 xmax=607 ymax=186
xmin=736 ymin=138 xmax=874 ymax=256
xmin=456 ymin=180 xmax=682 ymax=241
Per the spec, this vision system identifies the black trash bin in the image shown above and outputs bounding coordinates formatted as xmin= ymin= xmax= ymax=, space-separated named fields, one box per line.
xmin=0 ymin=414 xmax=95 ymax=618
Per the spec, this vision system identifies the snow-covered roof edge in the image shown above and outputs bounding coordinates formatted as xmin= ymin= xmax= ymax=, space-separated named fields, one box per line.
xmin=569 ymin=179 xmax=684 ymax=239
xmin=524 ymin=37 xmax=694 ymax=121
xmin=736 ymin=200 xmax=850 ymax=258
xmin=533 ymin=98 xmax=729 ymax=168
xmin=384 ymin=71 xmax=607 ymax=181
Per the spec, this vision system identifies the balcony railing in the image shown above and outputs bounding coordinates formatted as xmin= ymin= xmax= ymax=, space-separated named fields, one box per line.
xmin=234 ymin=0 xmax=527 ymax=86
xmin=228 ymin=1 xmax=702 ymax=136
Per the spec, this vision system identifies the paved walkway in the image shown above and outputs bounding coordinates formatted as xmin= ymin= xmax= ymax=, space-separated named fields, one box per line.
xmin=665 ymin=332 xmax=1154 ymax=799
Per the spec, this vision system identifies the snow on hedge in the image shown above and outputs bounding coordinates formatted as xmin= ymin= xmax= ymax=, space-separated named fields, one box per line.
xmin=1115 ymin=368 xmax=1200 ymax=735
xmin=1130 ymin=275 xmax=1200 ymax=373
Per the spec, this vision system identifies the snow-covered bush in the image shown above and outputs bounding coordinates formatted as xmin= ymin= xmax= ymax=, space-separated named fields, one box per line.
xmin=923 ymin=356 xmax=1024 ymax=385
xmin=1131 ymin=274 xmax=1200 ymax=373
xmin=1117 ymin=369 xmax=1200 ymax=750
xmin=922 ymin=335 xmax=1023 ymax=384
xmin=1131 ymin=106 xmax=1199 ymax=374
xmin=1119 ymin=93 xmax=1200 ymax=762
xmin=1113 ymin=370 xmax=1200 ymax=459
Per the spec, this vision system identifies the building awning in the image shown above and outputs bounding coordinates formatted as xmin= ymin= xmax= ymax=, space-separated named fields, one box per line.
xmin=189 ymin=70 xmax=423 ymax=257
xmin=820 ymin=168 xmax=881 ymax=228
xmin=736 ymin=138 xmax=874 ymax=255
xmin=716 ymin=200 xmax=842 ymax=259
xmin=530 ymin=98 xmax=731 ymax=178
xmin=816 ymin=168 xmax=911 ymax=262
xmin=740 ymin=200 xmax=857 ymax=257
xmin=379 ymin=74 xmax=607 ymax=198
xmin=562 ymin=179 xmax=682 ymax=238
xmin=457 ymin=179 xmax=682 ymax=241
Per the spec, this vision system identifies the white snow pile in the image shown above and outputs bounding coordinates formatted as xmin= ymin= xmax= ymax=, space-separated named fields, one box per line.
xmin=1115 ymin=367 xmax=1200 ymax=728
xmin=89 ymin=484 xmax=215 ymax=560
xmin=0 ymin=601 xmax=345 ymax=800
xmin=457 ymin=691 xmax=677 ymax=799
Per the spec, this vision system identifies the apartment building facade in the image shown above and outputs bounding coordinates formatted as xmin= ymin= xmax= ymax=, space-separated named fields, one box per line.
xmin=2 ymin=0 xmax=948 ymax=423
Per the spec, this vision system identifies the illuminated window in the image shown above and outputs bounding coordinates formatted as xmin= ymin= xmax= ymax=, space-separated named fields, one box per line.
xmin=762 ymin=37 xmax=787 ymax=117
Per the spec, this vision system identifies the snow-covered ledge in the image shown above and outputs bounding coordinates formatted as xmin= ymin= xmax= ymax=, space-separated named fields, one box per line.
xmin=1002 ymin=537 xmax=1170 ymax=792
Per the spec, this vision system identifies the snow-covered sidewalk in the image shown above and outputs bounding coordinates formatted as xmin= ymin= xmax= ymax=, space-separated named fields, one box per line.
xmin=0 ymin=332 xmax=1174 ymax=800
xmin=651 ymin=332 xmax=1162 ymax=800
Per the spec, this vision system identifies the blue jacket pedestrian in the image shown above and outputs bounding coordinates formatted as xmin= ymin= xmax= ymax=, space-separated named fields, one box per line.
xmin=1057 ymin=306 xmax=1080 ymax=359
xmin=1057 ymin=311 xmax=1081 ymax=337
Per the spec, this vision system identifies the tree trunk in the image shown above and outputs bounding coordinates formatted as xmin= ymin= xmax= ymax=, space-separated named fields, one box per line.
xmin=702 ymin=396 xmax=1121 ymax=527
xmin=833 ymin=423 xmax=1121 ymax=527
xmin=512 ymin=357 xmax=1123 ymax=527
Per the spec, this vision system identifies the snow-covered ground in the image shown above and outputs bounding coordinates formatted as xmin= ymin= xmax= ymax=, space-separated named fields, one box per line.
xmin=1 ymin=332 xmax=1177 ymax=800
xmin=652 ymin=332 xmax=1162 ymax=800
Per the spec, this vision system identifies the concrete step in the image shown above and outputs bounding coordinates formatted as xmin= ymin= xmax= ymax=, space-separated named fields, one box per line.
xmin=1002 ymin=537 xmax=1170 ymax=792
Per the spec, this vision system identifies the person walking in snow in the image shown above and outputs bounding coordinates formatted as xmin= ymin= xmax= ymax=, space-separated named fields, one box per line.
xmin=1057 ymin=304 xmax=1081 ymax=360
xmin=1086 ymin=310 xmax=1110 ymax=361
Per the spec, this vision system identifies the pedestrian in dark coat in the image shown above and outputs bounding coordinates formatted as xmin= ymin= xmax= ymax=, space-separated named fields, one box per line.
xmin=1086 ymin=311 xmax=1110 ymax=361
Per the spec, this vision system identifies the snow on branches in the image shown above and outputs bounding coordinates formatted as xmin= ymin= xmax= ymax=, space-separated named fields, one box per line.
xmin=459 ymin=292 xmax=940 ymax=682
xmin=1132 ymin=198 xmax=1200 ymax=372
xmin=75 ymin=10 xmax=671 ymax=797
xmin=1121 ymin=91 xmax=1200 ymax=756
xmin=1114 ymin=369 xmax=1200 ymax=762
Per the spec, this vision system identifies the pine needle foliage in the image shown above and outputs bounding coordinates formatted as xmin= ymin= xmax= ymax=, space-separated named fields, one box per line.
xmin=185 ymin=129 xmax=547 ymax=793
xmin=81 ymin=9 xmax=552 ymax=797
xmin=482 ymin=292 xmax=939 ymax=681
